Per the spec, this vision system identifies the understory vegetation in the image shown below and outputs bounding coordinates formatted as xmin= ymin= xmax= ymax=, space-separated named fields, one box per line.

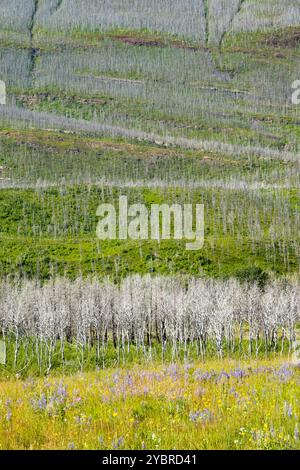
xmin=0 ymin=276 xmax=299 ymax=377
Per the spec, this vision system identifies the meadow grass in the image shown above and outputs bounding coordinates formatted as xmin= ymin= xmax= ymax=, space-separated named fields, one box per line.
xmin=0 ymin=358 xmax=299 ymax=450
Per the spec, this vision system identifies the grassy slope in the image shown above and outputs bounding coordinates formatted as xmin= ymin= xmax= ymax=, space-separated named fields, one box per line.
xmin=0 ymin=9 xmax=299 ymax=282
xmin=0 ymin=128 xmax=299 ymax=280
xmin=0 ymin=188 xmax=298 ymax=280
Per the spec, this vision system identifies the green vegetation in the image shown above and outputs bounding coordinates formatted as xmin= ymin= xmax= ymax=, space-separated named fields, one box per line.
xmin=0 ymin=182 xmax=298 ymax=279
xmin=0 ymin=335 xmax=292 ymax=380
xmin=0 ymin=1 xmax=299 ymax=451
xmin=0 ymin=129 xmax=298 ymax=280
xmin=1 ymin=359 xmax=300 ymax=450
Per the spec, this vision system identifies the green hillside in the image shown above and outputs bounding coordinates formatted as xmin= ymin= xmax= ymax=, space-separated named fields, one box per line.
xmin=0 ymin=1 xmax=299 ymax=281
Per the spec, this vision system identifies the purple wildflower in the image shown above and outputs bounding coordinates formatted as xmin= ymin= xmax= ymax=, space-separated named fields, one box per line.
xmin=230 ymin=368 xmax=246 ymax=379
xmin=112 ymin=437 xmax=124 ymax=449
xmin=284 ymin=401 xmax=293 ymax=418
xmin=190 ymin=409 xmax=213 ymax=423
xmin=294 ymin=425 xmax=299 ymax=441
xmin=6 ymin=408 xmax=12 ymax=422
xmin=217 ymin=371 xmax=230 ymax=382
xmin=275 ymin=365 xmax=293 ymax=383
